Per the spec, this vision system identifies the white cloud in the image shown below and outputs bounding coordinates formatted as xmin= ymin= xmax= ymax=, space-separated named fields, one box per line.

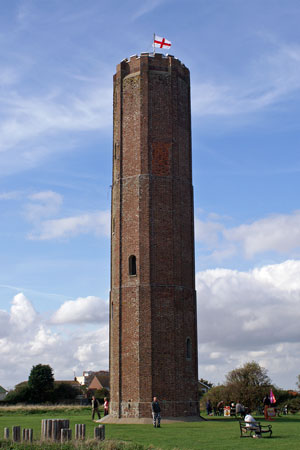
xmin=224 ymin=210 xmax=300 ymax=258
xmin=197 ymin=260 xmax=300 ymax=388
xmin=0 ymin=310 xmax=10 ymax=338
xmin=196 ymin=210 xmax=300 ymax=261
xmin=51 ymin=296 xmax=108 ymax=324
xmin=0 ymin=87 xmax=112 ymax=154
xmin=75 ymin=328 xmax=109 ymax=364
xmin=24 ymin=191 xmax=63 ymax=222
xmin=192 ymin=41 xmax=300 ymax=117
xmin=9 ymin=293 xmax=38 ymax=331
xmin=0 ymin=293 xmax=109 ymax=389
xmin=28 ymin=210 xmax=110 ymax=240
xmin=195 ymin=218 xmax=224 ymax=247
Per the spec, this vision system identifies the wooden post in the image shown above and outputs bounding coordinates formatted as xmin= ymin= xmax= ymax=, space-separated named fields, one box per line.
xmin=75 ymin=424 xmax=86 ymax=440
xmin=22 ymin=428 xmax=33 ymax=442
xmin=99 ymin=424 xmax=105 ymax=440
xmin=41 ymin=419 xmax=69 ymax=441
xmin=47 ymin=419 xmax=52 ymax=440
xmin=61 ymin=428 xmax=72 ymax=443
xmin=12 ymin=426 xmax=21 ymax=442
xmin=28 ymin=428 xmax=33 ymax=442
xmin=81 ymin=424 xmax=86 ymax=440
xmin=4 ymin=427 xmax=9 ymax=439
xmin=94 ymin=424 xmax=105 ymax=441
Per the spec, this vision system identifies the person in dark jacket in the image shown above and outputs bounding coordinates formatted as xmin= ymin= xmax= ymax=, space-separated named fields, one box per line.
xmin=206 ymin=399 xmax=212 ymax=415
xmin=263 ymin=394 xmax=271 ymax=420
xmin=151 ymin=396 xmax=161 ymax=428
xmin=91 ymin=396 xmax=101 ymax=420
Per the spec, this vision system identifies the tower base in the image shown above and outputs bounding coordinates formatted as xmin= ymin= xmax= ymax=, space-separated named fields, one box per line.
xmin=109 ymin=400 xmax=199 ymax=419
xmin=97 ymin=415 xmax=205 ymax=424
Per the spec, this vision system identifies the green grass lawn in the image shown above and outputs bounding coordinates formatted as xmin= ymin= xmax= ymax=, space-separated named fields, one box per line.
xmin=0 ymin=407 xmax=300 ymax=449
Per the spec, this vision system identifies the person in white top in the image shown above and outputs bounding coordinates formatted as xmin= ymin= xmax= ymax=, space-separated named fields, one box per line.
xmin=244 ymin=410 xmax=261 ymax=438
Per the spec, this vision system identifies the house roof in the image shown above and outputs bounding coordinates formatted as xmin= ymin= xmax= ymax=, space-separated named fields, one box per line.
xmin=87 ymin=372 xmax=110 ymax=390
xmin=0 ymin=385 xmax=7 ymax=393
xmin=198 ymin=380 xmax=211 ymax=389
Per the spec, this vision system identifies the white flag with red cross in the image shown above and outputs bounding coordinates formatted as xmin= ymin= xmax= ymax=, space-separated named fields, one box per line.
xmin=153 ymin=35 xmax=172 ymax=49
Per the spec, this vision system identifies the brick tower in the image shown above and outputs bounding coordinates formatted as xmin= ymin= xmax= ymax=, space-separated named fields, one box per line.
xmin=110 ymin=53 xmax=198 ymax=419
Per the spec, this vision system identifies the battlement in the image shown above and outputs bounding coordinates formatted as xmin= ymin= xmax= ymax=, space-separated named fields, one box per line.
xmin=115 ymin=53 xmax=189 ymax=79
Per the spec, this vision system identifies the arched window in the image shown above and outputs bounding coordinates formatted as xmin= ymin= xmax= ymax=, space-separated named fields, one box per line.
xmin=129 ymin=255 xmax=137 ymax=276
xmin=186 ymin=337 xmax=192 ymax=360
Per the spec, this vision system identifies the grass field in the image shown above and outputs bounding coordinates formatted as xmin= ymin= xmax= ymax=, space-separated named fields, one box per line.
xmin=0 ymin=407 xmax=300 ymax=449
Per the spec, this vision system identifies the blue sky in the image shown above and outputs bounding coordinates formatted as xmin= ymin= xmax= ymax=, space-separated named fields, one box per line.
xmin=1 ymin=0 xmax=300 ymax=391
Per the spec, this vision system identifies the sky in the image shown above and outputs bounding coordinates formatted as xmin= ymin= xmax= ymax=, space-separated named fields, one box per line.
xmin=0 ymin=0 xmax=300 ymax=391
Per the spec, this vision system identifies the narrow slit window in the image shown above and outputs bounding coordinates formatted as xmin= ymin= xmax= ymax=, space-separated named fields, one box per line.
xmin=186 ymin=338 xmax=192 ymax=360
xmin=129 ymin=255 xmax=137 ymax=276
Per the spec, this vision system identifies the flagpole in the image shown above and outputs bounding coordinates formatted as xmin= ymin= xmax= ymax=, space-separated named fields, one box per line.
xmin=153 ymin=33 xmax=155 ymax=55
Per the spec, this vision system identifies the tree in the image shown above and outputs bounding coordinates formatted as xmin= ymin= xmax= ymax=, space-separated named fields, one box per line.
xmin=202 ymin=361 xmax=272 ymax=412
xmin=28 ymin=364 xmax=54 ymax=403
xmin=225 ymin=361 xmax=271 ymax=410
xmin=52 ymin=383 xmax=78 ymax=403
xmin=297 ymin=374 xmax=300 ymax=391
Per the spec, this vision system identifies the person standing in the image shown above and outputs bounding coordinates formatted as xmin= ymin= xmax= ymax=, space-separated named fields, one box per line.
xmin=104 ymin=397 xmax=109 ymax=416
xmin=151 ymin=396 xmax=161 ymax=428
xmin=263 ymin=394 xmax=271 ymax=420
xmin=236 ymin=401 xmax=245 ymax=419
xmin=206 ymin=399 xmax=212 ymax=416
xmin=91 ymin=395 xmax=101 ymax=420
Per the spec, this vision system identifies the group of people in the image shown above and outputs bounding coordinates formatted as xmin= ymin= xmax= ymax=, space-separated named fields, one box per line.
xmin=91 ymin=396 xmax=109 ymax=420
xmin=206 ymin=394 xmax=274 ymax=420
xmin=91 ymin=395 xmax=162 ymax=428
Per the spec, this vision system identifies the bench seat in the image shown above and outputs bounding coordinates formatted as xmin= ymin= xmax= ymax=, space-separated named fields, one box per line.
xmin=239 ymin=420 xmax=272 ymax=438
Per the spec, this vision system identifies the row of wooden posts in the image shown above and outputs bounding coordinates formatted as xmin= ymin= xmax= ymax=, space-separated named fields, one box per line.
xmin=4 ymin=419 xmax=105 ymax=443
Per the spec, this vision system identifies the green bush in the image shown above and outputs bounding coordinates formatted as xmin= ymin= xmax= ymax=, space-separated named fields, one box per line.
xmin=4 ymin=386 xmax=33 ymax=404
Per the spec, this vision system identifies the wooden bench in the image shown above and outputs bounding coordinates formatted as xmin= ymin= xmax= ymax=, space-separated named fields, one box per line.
xmin=239 ymin=421 xmax=272 ymax=438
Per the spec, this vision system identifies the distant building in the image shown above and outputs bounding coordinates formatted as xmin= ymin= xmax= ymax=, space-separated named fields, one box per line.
xmin=0 ymin=385 xmax=7 ymax=400
xmin=75 ymin=370 xmax=110 ymax=391
xmin=198 ymin=380 xmax=211 ymax=394
xmin=87 ymin=371 xmax=110 ymax=393
xmin=75 ymin=371 xmax=94 ymax=386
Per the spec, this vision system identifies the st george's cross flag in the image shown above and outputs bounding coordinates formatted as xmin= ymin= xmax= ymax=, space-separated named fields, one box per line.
xmin=270 ymin=389 xmax=276 ymax=404
xmin=153 ymin=35 xmax=172 ymax=49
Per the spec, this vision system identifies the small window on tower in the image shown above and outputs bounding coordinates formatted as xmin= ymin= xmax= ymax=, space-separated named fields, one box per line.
xmin=129 ymin=255 xmax=137 ymax=276
xmin=186 ymin=337 xmax=192 ymax=360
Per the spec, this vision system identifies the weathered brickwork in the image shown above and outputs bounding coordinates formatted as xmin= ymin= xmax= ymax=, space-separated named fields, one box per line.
xmin=110 ymin=53 xmax=198 ymax=418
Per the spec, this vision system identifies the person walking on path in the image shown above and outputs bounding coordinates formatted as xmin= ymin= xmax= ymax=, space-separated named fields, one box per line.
xmin=104 ymin=397 xmax=109 ymax=416
xmin=91 ymin=395 xmax=101 ymax=420
xmin=152 ymin=396 xmax=161 ymax=428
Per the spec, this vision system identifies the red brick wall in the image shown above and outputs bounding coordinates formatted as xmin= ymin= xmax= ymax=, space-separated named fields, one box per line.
xmin=110 ymin=53 xmax=198 ymax=418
